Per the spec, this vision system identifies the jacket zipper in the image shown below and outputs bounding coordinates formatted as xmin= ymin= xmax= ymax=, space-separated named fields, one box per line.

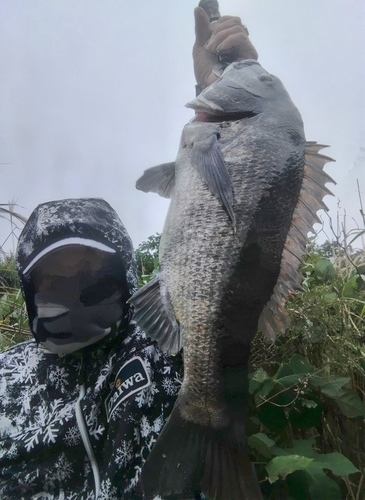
xmin=76 ymin=357 xmax=101 ymax=499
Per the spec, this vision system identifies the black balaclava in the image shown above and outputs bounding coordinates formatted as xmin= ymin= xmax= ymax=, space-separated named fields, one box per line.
xmin=17 ymin=198 xmax=137 ymax=355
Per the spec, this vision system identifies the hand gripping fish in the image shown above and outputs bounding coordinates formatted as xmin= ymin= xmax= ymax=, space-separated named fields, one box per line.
xmin=129 ymin=60 xmax=335 ymax=500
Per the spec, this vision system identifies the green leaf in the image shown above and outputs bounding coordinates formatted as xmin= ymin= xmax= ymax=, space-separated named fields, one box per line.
xmin=252 ymin=357 xmax=314 ymax=410
xmin=302 ymin=399 xmax=318 ymax=409
xmin=259 ymin=402 xmax=288 ymax=432
xmin=247 ymin=432 xmax=275 ymax=459
xmin=322 ymin=291 xmax=338 ymax=301
xmin=273 ymin=437 xmax=359 ymax=475
xmin=313 ymin=258 xmax=336 ymax=282
xmin=254 ymin=379 xmax=277 ymax=405
xmin=275 ymin=373 xmax=305 ymax=387
xmin=269 ymin=437 xmax=359 ymax=498
xmin=309 ymin=451 xmax=359 ymax=476
xmin=286 ymin=470 xmax=341 ymax=500
xmin=275 ymin=354 xmax=314 ymax=379
xmin=308 ymin=471 xmax=342 ymax=500
xmin=342 ymin=275 xmax=358 ymax=298
xmin=251 ymin=367 xmax=269 ymax=383
xmin=310 ymin=376 xmax=365 ymax=417
xmin=314 ymin=258 xmax=336 ymax=282
xmin=335 ymin=390 xmax=365 ymax=418
xmin=285 ymin=470 xmax=313 ymax=500
xmin=266 ymin=455 xmax=313 ymax=483
xmin=248 ymin=367 xmax=269 ymax=394
xmin=310 ymin=376 xmax=351 ymax=396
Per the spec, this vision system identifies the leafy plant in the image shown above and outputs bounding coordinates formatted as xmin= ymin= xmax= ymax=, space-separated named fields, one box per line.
xmin=135 ymin=233 xmax=161 ymax=286
xmin=247 ymin=354 xmax=363 ymax=499
xmin=0 ymin=253 xmax=20 ymax=289
xmin=0 ymin=287 xmax=30 ymax=350
xmin=250 ymin=239 xmax=365 ymax=499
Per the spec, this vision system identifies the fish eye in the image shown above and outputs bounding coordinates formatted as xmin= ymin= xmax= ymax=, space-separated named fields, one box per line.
xmin=258 ymin=74 xmax=274 ymax=84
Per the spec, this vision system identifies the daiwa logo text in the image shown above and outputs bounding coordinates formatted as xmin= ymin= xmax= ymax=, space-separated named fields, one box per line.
xmin=105 ymin=357 xmax=150 ymax=422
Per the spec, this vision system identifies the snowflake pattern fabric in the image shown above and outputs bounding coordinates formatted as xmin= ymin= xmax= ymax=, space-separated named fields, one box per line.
xmin=0 ymin=197 xmax=196 ymax=499
xmin=0 ymin=324 xmax=183 ymax=499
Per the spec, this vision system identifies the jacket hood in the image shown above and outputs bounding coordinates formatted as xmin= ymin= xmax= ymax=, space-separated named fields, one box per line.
xmin=17 ymin=198 xmax=137 ymax=346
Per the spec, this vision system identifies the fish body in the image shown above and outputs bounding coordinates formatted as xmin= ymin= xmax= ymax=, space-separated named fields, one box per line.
xmin=130 ymin=60 xmax=334 ymax=500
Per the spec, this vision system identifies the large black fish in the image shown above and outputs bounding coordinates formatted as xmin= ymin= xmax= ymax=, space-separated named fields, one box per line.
xmin=130 ymin=60 xmax=334 ymax=500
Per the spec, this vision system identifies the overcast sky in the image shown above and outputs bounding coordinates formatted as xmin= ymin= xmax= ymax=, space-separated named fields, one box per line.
xmin=1 ymin=0 xmax=364 ymax=253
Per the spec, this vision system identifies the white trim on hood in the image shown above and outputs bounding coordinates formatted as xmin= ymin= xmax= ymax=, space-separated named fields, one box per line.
xmin=23 ymin=237 xmax=116 ymax=274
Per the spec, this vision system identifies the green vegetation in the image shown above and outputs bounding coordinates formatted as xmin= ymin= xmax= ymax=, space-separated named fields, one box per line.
xmin=0 ymin=254 xmax=30 ymax=350
xmin=1 ymin=230 xmax=364 ymax=498
xmin=0 ymin=203 xmax=30 ymax=349
xmin=135 ymin=233 xmax=161 ymax=286
xmin=249 ymin=237 xmax=365 ymax=499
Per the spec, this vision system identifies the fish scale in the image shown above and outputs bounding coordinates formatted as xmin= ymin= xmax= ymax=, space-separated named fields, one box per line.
xmin=163 ymin=154 xmax=232 ymax=409
xmin=130 ymin=60 xmax=334 ymax=500
xmin=167 ymin=132 xmax=256 ymax=392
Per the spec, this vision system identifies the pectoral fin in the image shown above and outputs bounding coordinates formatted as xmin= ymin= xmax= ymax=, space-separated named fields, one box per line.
xmin=191 ymin=134 xmax=236 ymax=229
xmin=128 ymin=275 xmax=182 ymax=354
xmin=136 ymin=162 xmax=175 ymax=199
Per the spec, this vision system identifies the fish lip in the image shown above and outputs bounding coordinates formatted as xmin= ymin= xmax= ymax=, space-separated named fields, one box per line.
xmin=186 ymin=94 xmax=262 ymax=123
xmin=185 ymin=94 xmax=225 ymax=113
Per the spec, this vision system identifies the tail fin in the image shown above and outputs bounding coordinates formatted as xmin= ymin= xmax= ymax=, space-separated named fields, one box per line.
xmin=140 ymin=402 xmax=262 ymax=500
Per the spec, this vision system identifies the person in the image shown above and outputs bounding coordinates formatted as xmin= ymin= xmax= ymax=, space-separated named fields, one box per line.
xmin=0 ymin=8 xmax=258 ymax=500
xmin=0 ymin=198 xmax=184 ymax=499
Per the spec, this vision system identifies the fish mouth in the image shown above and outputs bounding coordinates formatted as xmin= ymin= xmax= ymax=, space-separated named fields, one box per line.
xmin=193 ymin=111 xmax=258 ymax=123
xmin=186 ymin=94 xmax=260 ymax=123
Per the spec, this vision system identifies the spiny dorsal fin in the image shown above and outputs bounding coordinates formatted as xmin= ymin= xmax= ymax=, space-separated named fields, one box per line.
xmin=136 ymin=162 xmax=176 ymax=199
xmin=258 ymin=142 xmax=335 ymax=342
xmin=304 ymin=142 xmax=329 ymax=153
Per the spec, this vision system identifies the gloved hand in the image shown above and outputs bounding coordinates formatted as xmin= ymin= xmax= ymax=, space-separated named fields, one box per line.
xmin=193 ymin=7 xmax=258 ymax=90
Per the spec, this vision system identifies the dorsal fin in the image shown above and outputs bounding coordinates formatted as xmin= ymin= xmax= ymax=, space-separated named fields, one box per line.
xmin=258 ymin=143 xmax=335 ymax=341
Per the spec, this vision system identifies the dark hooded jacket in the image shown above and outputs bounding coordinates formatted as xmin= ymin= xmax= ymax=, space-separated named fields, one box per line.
xmin=0 ymin=198 xmax=182 ymax=500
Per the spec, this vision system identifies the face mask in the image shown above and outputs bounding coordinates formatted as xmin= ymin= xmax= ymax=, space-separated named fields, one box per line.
xmin=28 ymin=246 xmax=128 ymax=355
xmin=33 ymin=289 xmax=124 ymax=355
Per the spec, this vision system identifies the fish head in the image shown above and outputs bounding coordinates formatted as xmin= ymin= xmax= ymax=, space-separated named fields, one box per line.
xmin=187 ymin=60 xmax=303 ymax=128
